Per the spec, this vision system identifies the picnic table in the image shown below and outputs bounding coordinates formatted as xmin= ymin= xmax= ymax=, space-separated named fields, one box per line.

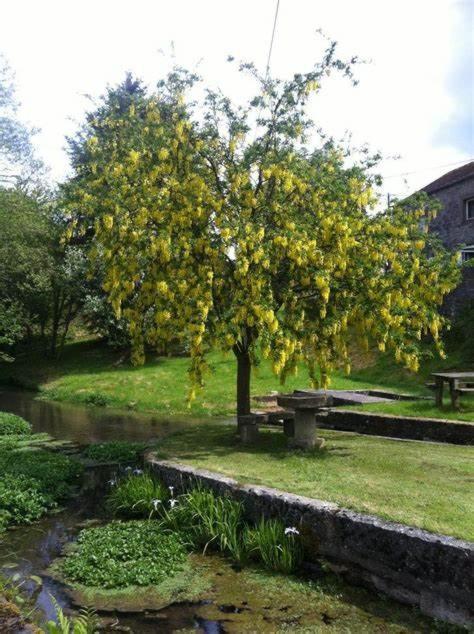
xmin=430 ymin=372 xmax=474 ymax=409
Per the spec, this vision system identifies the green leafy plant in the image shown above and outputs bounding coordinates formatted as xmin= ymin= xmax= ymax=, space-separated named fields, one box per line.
xmin=0 ymin=474 xmax=52 ymax=524
xmin=62 ymin=521 xmax=187 ymax=588
xmin=0 ymin=509 xmax=11 ymax=532
xmin=83 ymin=392 xmax=110 ymax=407
xmin=156 ymin=486 xmax=246 ymax=562
xmin=45 ymin=596 xmax=99 ymax=633
xmin=0 ymin=448 xmax=83 ymax=501
xmin=245 ymin=518 xmax=304 ymax=574
xmin=83 ymin=441 xmax=145 ymax=465
xmin=0 ymin=412 xmax=31 ymax=436
xmin=107 ymin=473 xmax=169 ymax=518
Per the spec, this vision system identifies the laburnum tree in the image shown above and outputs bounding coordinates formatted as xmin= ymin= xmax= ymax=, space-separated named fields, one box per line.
xmin=63 ymin=51 xmax=460 ymax=418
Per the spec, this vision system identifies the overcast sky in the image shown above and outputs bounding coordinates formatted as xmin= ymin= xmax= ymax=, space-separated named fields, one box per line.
xmin=1 ymin=0 xmax=473 ymax=199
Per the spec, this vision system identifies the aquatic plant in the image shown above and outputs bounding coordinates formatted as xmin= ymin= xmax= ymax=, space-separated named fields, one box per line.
xmin=61 ymin=521 xmax=187 ymax=588
xmin=157 ymin=486 xmax=247 ymax=562
xmin=83 ymin=441 xmax=145 ymax=465
xmin=107 ymin=473 xmax=169 ymax=518
xmin=244 ymin=518 xmax=304 ymax=573
xmin=45 ymin=596 xmax=99 ymax=633
xmin=0 ymin=474 xmax=51 ymax=524
xmin=0 ymin=448 xmax=83 ymax=501
xmin=0 ymin=412 xmax=31 ymax=436
xmin=0 ymin=438 xmax=82 ymax=530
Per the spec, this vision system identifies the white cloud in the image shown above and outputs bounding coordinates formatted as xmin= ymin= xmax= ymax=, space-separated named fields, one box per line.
xmin=1 ymin=0 xmax=472 ymax=197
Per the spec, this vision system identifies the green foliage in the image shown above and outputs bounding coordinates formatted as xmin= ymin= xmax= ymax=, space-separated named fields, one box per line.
xmin=0 ymin=412 xmax=31 ymax=435
xmin=0 ymin=55 xmax=43 ymax=185
xmin=245 ymin=518 xmax=304 ymax=573
xmin=64 ymin=58 xmax=459 ymax=417
xmin=106 ymin=476 xmax=301 ymax=568
xmin=45 ymin=597 xmax=99 ymax=634
xmin=0 ymin=509 xmax=11 ymax=532
xmin=84 ymin=441 xmax=145 ymax=464
xmin=166 ymin=487 xmax=246 ymax=562
xmin=447 ymin=301 xmax=474 ymax=361
xmin=82 ymin=392 xmax=110 ymax=407
xmin=0 ymin=433 xmax=82 ymax=529
xmin=0 ymin=447 xmax=83 ymax=501
xmin=0 ymin=474 xmax=51 ymax=524
xmin=62 ymin=521 xmax=187 ymax=588
xmin=0 ymin=186 xmax=88 ymax=360
xmin=107 ymin=473 xmax=168 ymax=518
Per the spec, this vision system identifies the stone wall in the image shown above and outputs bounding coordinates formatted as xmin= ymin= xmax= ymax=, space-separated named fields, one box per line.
xmin=429 ymin=178 xmax=474 ymax=312
xmin=146 ymin=456 xmax=474 ymax=627
xmin=317 ymin=409 xmax=474 ymax=444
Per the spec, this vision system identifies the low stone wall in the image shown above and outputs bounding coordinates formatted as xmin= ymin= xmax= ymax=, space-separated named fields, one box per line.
xmin=146 ymin=455 xmax=474 ymax=627
xmin=317 ymin=409 xmax=474 ymax=445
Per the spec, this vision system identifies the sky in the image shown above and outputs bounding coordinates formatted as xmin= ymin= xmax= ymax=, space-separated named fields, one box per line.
xmin=1 ymin=0 xmax=473 ymax=200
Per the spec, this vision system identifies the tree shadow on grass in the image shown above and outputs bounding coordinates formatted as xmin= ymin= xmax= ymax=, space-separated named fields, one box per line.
xmin=155 ymin=424 xmax=351 ymax=465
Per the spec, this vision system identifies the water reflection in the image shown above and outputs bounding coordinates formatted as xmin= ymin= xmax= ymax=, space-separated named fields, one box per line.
xmin=0 ymin=389 xmax=197 ymax=444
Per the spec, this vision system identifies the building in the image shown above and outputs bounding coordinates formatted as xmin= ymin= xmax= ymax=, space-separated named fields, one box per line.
xmin=421 ymin=161 xmax=474 ymax=312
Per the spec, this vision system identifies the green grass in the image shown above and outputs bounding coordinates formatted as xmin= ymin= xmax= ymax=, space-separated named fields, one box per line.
xmin=156 ymin=424 xmax=474 ymax=541
xmin=347 ymin=396 xmax=474 ymax=423
xmin=0 ymin=338 xmax=444 ymax=419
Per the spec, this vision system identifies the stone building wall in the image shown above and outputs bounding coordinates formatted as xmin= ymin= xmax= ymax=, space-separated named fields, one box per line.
xmin=428 ymin=177 xmax=474 ymax=313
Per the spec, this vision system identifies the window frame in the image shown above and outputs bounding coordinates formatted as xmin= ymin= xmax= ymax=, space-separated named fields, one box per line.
xmin=461 ymin=245 xmax=474 ymax=263
xmin=465 ymin=197 xmax=474 ymax=221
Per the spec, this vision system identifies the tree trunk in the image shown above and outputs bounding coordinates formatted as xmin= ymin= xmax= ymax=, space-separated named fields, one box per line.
xmin=234 ymin=347 xmax=251 ymax=417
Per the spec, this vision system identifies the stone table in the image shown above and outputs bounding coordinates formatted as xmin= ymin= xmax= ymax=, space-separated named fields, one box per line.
xmin=276 ymin=392 xmax=331 ymax=449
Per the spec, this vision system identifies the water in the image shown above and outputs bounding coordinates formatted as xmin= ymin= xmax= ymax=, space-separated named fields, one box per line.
xmin=0 ymin=388 xmax=193 ymax=444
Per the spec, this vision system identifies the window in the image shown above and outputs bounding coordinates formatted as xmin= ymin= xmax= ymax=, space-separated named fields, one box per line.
xmin=461 ymin=246 xmax=474 ymax=263
xmin=466 ymin=198 xmax=474 ymax=221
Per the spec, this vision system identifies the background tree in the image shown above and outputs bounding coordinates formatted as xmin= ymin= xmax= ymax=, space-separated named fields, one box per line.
xmin=0 ymin=55 xmax=44 ymax=189
xmin=0 ymin=187 xmax=87 ymax=359
xmin=64 ymin=49 xmax=460 ymax=417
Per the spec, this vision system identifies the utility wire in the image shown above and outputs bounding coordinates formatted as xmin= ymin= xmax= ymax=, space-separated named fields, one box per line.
xmin=265 ymin=0 xmax=280 ymax=79
xmin=383 ymin=158 xmax=474 ymax=180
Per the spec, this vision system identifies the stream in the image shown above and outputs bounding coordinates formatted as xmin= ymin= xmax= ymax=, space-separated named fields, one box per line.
xmin=0 ymin=389 xmax=450 ymax=633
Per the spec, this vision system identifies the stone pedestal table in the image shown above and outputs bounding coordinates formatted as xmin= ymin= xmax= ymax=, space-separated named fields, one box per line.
xmin=276 ymin=393 xmax=330 ymax=450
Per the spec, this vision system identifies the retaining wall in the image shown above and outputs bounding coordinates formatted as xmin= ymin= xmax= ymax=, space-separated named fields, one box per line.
xmin=146 ymin=455 xmax=474 ymax=627
xmin=317 ymin=409 xmax=474 ymax=444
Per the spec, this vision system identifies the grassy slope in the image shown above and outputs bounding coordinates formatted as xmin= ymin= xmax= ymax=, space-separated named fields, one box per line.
xmin=0 ymin=338 xmax=439 ymax=418
xmin=156 ymin=424 xmax=474 ymax=541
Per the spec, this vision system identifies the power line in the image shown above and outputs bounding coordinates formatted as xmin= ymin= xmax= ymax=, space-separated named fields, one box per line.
xmin=383 ymin=158 xmax=474 ymax=180
xmin=265 ymin=0 xmax=280 ymax=79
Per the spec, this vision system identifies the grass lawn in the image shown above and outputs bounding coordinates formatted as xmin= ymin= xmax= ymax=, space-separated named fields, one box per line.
xmin=0 ymin=339 xmax=442 ymax=419
xmin=156 ymin=424 xmax=474 ymax=541
xmin=347 ymin=397 xmax=474 ymax=423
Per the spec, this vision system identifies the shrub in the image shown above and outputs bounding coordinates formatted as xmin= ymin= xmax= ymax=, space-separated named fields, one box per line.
xmin=84 ymin=441 xmax=145 ymax=465
xmin=0 ymin=474 xmax=52 ymax=524
xmin=107 ymin=473 xmax=169 ymax=518
xmin=244 ymin=518 xmax=304 ymax=574
xmin=0 ymin=412 xmax=31 ymax=436
xmin=62 ymin=521 xmax=187 ymax=588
